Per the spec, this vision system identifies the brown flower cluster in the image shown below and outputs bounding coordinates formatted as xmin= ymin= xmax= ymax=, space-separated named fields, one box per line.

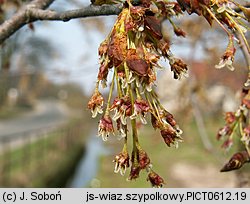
xmin=218 ymin=88 xmax=250 ymax=171
xmin=177 ymin=0 xmax=250 ymax=80
xmin=87 ymin=0 xmax=250 ymax=186
xmin=88 ymin=0 xmax=189 ymax=186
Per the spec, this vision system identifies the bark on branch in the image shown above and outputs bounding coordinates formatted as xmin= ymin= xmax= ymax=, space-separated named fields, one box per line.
xmin=0 ymin=0 xmax=249 ymax=45
xmin=0 ymin=1 xmax=122 ymax=44
xmin=29 ymin=5 xmax=122 ymax=21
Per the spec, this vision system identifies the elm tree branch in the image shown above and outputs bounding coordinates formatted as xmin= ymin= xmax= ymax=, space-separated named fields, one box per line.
xmin=28 ymin=5 xmax=122 ymax=21
xmin=0 ymin=2 xmax=122 ymax=44
xmin=0 ymin=0 xmax=56 ymax=44
xmin=0 ymin=0 xmax=249 ymax=45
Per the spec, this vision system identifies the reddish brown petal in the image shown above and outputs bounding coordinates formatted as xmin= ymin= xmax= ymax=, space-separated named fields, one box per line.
xmin=144 ymin=16 xmax=163 ymax=40
xmin=200 ymin=0 xmax=210 ymax=6
xmin=87 ymin=91 xmax=104 ymax=110
xmin=177 ymin=0 xmax=193 ymax=14
xmin=145 ymin=52 xmax=160 ymax=64
xmin=108 ymin=32 xmax=127 ymax=67
xmin=128 ymin=165 xmax=141 ymax=180
xmin=110 ymin=7 xmax=129 ymax=54
xmin=110 ymin=97 xmax=122 ymax=110
xmin=174 ymin=26 xmax=186 ymax=37
xmin=170 ymin=58 xmax=188 ymax=79
xmin=225 ymin=112 xmax=236 ymax=124
xmin=130 ymin=6 xmax=146 ymax=19
xmin=242 ymin=98 xmax=250 ymax=109
xmin=242 ymin=88 xmax=249 ymax=97
xmin=98 ymin=62 xmax=109 ymax=80
xmin=114 ymin=151 xmax=130 ymax=169
xmin=99 ymin=40 xmax=108 ymax=56
xmin=216 ymin=127 xmax=224 ymax=140
xmin=217 ymin=125 xmax=232 ymax=140
xmin=157 ymin=39 xmax=170 ymax=56
xmin=160 ymin=128 xmax=177 ymax=147
xmin=147 ymin=171 xmax=165 ymax=187
xmin=164 ymin=111 xmax=177 ymax=127
xmin=99 ymin=115 xmax=114 ymax=133
xmin=221 ymin=138 xmax=233 ymax=149
xmin=138 ymin=149 xmax=150 ymax=169
xmin=126 ymin=59 xmax=149 ymax=76
xmin=172 ymin=2 xmax=183 ymax=14
xmin=151 ymin=114 xmax=162 ymax=129
xmin=190 ymin=0 xmax=202 ymax=15
xmin=203 ymin=12 xmax=213 ymax=26
xmin=223 ymin=45 xmax=236 ymax=60
xmin=243 ymin=125 xmax=250 ymax=137
xmin=134 ymin=99 xmax=150 ymax=113
xmin=126 ymin=49 xmax=149 ymax=76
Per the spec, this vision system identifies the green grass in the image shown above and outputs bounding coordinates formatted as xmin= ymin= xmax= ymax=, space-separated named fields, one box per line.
xmin=94 ymin=116 xmax=240 ymax=187
xmin=0 ymin=119 xmax=88 ymax=187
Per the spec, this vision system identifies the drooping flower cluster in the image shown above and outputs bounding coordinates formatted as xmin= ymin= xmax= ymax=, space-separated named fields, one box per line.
xmin=177 ymin=0 xmax=250 ymax=81
xmin=218 ymin=88 xmax=250 ymax=171
xmin=88 ymin=0 xmax=250 ymax=186
xmin=88 ymin=0 xmax=188 ymax=186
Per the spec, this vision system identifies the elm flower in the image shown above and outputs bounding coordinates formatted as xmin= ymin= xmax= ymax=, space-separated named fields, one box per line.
xmin=225 ymin=112 xmax=236 ymax=124
xmin=217 ymin=125 xmax=232 ymax=140
xmin=242 ymin=126 xmax=250 ymax=146
xmin=147 ymin=171 xmax=165 ymax=188
xmin=87 ymin=90 xmax=104 ymax=118
xmin=235 ymin=105 xmax=248 ymax=117
xmin=151 ymin=113 xmax=162 ymax=130
xmin=120 ymin=71 xmax=136 ymax=89
xmin=161 ymin=110 xmax=177 ymax=127
xmin=113 ymin=151 xmax=130 ymax=176
xmin=130 ymin=99 xmax=150 ymax=124
xmin=111 ymin=97 xmax=123 ymax=119
xmin=128 ymin=147 xmax=150 ymax=180
xmin=98 ymin=115 xmax=114 ymax=141
xmin=221 ymin=138 xmax=233 ymax=150
xmin=160 ymin=127 xmax=183 ymax=148
xmin=215 ymin=40 xmax=236 ymax=71
xmin=116 ymin=119 xmax=127 ymax=140
xmin=111 ymin=96 xmax=132 ymax=125
xmin=126 ymin=49 xmax=150 ymax=90
xmin=215 ymin=56 xmax=234 ymax=71
xmin=145 ymin=68 xmax=157 ymax=92
xmin=138 ymin=149 xmax=150 ymax=169
xmin=128 ymin=164 xmax=141 ymax=180
xmin=168 ymin=57 xmax=188 ymax=79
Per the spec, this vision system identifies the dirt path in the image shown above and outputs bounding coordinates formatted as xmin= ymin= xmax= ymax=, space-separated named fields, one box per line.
xmin=170 ymin=162 xmax=237 ymax=187
xmin=0 ymin=100 xmax=70 ymax=138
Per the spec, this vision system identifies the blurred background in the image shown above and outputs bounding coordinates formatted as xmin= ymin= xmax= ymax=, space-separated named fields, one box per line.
xmin=0 ymin=0 xmax=249 ymax=187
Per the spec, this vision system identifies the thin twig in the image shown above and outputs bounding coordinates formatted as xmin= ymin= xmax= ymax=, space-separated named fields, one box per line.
xmin=0 ymin=1 xmax=122 ymax=44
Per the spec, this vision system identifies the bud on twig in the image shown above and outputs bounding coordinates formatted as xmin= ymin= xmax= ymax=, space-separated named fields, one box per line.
xmin=220 ymin=151 xmax=250 ymax=172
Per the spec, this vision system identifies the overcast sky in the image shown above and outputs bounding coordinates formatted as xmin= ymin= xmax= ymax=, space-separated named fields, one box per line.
xmin=27 ymin=0 xmax=114 ymax=94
